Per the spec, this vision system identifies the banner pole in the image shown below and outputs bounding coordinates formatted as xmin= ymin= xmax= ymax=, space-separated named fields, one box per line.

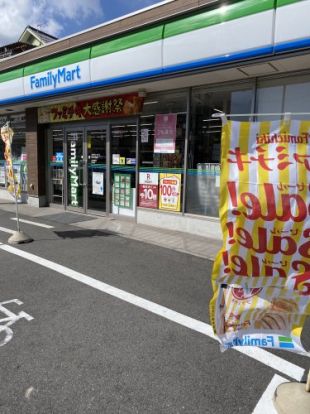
xmin=12 ymin=165 xmax=21 ymax=233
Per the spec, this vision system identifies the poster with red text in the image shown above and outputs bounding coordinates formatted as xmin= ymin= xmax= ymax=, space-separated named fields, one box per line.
xmin=159 ymin=173 xmax=181 ymax=212
xmin=139 ymin=172 xmax=158 ymax=208
xmin=154 ymin=114 xmax=177 ymax=154
xmin=210 ymin=120 xmax=310 ymax=354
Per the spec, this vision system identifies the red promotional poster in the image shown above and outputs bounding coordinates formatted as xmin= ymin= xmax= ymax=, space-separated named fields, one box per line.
xmin=139 ymin=172 xmax=158 ymax=208
xmin=154 ymin=114 xmax=177 ymax=154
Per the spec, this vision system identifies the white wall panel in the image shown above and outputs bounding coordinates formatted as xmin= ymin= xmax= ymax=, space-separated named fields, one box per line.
xmin=163 ymin=11 xmax=274 ymax=68
xmin=0 ymin=78 xmax=24 ymax=100
xmin=90 ymin=40 xmax=162 ymax=83
xmin=275 ymin=1 xmax=310 ymax=45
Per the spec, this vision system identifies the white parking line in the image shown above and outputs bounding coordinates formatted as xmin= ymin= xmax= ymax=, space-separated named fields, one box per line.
xmin=0 ymin=226 xmax=15 ymax=234
xmin=11 ymin=218 xmax=54 ymax=229
xmin=252 ymin=374 xmax=288 ymax=413
xmin=0 ymin=242 xmax=306 ymax=382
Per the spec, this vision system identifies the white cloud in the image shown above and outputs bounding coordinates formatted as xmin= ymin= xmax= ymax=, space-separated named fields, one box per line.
xmin=0 ymin=0 xmax=104 ymax=46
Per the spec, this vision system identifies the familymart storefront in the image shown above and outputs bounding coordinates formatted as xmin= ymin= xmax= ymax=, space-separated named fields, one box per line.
xmin=1 ymin=0 xmax=310 ymax=239
xmin=40 ymin=93 xmax=143 ymax=218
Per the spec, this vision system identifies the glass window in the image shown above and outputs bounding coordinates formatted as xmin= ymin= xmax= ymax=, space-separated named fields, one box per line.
xmin=139 ymin=91 xmax=187 ymax=212
xmin=256 ymin=74 xmax=310 ymax=120
xmin=186 ymin=84 xmax=254 ymax=217
xmin=111 ymin=123 xmax=137 ymax=217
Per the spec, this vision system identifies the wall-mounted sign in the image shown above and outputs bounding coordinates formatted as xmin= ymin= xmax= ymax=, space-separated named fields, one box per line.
xmin=159 ymin=173 xmax=181 ymax=211
xmin=139 ymin=172 xmax=158 ymax=209
xmin=154 ymin=114 xmax=177 ymax=154
xmin=38 ymin=93 xmax=144 ymax=123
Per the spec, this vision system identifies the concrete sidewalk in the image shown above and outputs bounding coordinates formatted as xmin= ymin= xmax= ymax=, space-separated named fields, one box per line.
xmin=0 ymin=200 xmax=222 ymax=260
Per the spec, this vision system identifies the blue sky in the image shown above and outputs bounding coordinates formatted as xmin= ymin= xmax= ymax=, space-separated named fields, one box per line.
xmin=0 ymin=0 xmax=168 ymax=46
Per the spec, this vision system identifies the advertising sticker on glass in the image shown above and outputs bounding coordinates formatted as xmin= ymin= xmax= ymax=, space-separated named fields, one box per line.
xmin=92 ymin=172 xmax=104 ymax=196
xmin=154 ymin=114 xmax=177 ymax=154
xmin=139 ymin=172 xmax=158 ymax=209
xmin=159 ymin=173 xmax=181 ymax=212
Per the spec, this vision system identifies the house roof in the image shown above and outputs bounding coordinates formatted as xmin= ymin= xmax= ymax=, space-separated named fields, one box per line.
xmin=18 ymin=25 xmax=58 ymax=46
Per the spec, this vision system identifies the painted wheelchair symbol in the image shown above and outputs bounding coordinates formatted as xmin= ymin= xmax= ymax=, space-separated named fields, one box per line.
xmin=0 ymin=299 xmax=34 ymax=347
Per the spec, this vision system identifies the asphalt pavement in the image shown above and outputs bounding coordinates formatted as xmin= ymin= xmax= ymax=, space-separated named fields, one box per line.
xmin=0 ymin=205 xmax=309 ymax=414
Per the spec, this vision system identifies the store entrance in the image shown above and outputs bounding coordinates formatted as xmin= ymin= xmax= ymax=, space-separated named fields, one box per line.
xmin=50 ymin=126 xmax=107 ymax=214
xmin=49 ymin=120 xmax=137 ymax=217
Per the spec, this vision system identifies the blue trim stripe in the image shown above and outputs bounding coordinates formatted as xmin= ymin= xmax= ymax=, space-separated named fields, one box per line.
xmin=274 ymin=37 xmax=310 ymax=53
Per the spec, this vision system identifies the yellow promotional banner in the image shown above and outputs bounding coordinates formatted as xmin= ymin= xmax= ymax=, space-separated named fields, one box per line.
xmin=159 ymin=173 xmax=181 ymax=212
xmin=210 ymin=120 xmax=310 ymax=354
xmin=0 ymin=123 xmax=20 ymax=198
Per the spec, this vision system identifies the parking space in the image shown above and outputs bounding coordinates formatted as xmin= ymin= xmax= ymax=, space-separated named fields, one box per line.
xmin=0 ymin=210 xmax=308 ymax=413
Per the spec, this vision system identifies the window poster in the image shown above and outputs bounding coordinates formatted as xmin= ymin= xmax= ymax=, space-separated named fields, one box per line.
xmin=141 ymin=128 xmax=149 ymax=143
xmin=113 ymin=173 xmax=133 ymax=209
xmin=159 ymin=173 xmax=181 ymax=212
xmin=154 ymin=114 xmax=177 ymax=154
xmin=92 ymin=171 xmax=104 ymax=196
xmin=139 ymin=172 xmax=159 ymax=208
xmin=112 ymin=154 xmax=120 ymax=164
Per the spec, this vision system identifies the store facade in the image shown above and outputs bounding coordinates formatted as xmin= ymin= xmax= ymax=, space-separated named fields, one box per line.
xmin=0 ymin=0 xmax=310 ymax=239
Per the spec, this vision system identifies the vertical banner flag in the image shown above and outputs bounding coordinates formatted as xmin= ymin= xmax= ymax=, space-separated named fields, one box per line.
xmin=0 ymin=123 xmax=20 ymax=198
xmin=210 ymin=119 xmax=310 ymax=354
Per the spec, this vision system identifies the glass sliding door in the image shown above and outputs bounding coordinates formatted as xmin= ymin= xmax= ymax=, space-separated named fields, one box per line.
xmin=66 ymin=130 xmax=85 ymax=211
xmin=110 ymin=122 xmax=137 ymax=217
xmin=86 ymin=128 xmax=107 ymax=213
xmin=50 ymin=129 xmax=64 ymax=204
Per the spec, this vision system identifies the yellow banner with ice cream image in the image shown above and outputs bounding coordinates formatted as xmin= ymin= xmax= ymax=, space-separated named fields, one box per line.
xmin=210 ymin=120 xmax=310 ymax=353
xmin=0 ymin=123 xmax=21 ymax=198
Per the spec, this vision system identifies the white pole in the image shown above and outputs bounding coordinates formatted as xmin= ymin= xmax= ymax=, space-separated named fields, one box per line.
xmin=306 ymin=369 xmax=310 ymax=392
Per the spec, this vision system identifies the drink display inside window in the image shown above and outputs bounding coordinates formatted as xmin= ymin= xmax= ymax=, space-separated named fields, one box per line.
xmin=186 ymin=85 xmax=253 ymax=217
xmin=50 ymin=129 xmax=64 ymax=204
xmin=111 ymin=123 xmax=137 ymax=217
xmin=139 ymin=91 xmax=187 ymax=212
xmin=0 ymin=113 xmax=27 ymax=194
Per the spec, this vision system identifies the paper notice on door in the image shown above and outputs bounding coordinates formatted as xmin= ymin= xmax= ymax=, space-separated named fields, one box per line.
xmin=92 ymin=172 xmax=104 ymax=195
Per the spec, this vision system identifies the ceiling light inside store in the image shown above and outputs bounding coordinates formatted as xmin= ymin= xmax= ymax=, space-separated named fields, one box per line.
xmin=144 ymin=101 xmax=159 ymax=105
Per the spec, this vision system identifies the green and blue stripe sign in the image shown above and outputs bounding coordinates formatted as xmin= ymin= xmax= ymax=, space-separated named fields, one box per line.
xmin=0 ymin=0 xmax=309 ymax=105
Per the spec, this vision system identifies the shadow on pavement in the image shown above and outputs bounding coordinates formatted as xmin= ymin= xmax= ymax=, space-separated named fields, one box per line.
xmin=54 ymin=229 xmax=117 ymax=239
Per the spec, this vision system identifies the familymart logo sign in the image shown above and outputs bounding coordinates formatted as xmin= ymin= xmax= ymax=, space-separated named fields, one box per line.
xmin=30 ymin=65 xmax=81 ymax=90
xmin=25 ymin=61 xmax=90 ymax=95
xmin=225 ymin=335 xmax=295 ymax=350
